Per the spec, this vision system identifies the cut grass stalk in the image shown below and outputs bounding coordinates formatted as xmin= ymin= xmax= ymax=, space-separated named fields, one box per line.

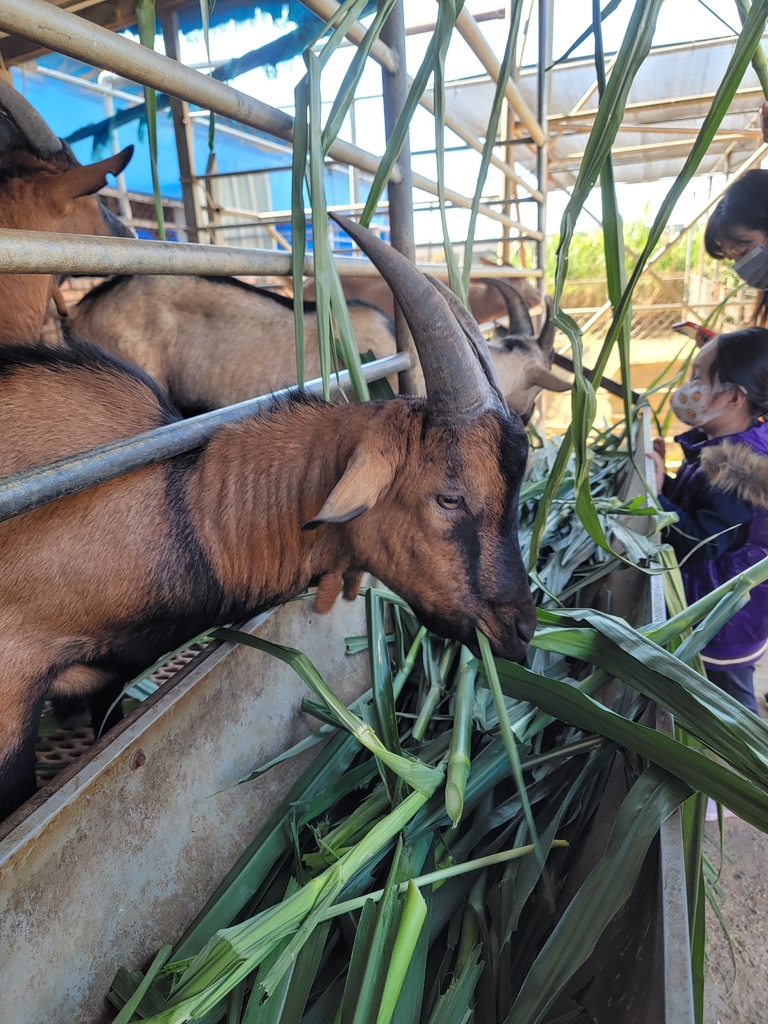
xmin=445 ymin=647 xmax=477 ymax=827
xmin=214 ymin=628 xmax=440 ymax=795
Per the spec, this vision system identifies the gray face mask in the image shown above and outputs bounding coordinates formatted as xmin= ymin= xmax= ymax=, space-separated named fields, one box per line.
xmin=733 ymin=242 xmax=768 ymax=290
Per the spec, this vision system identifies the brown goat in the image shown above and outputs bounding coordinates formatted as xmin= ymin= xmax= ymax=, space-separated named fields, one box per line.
xmin=0 ymin=214 xmax=536 ymax=822
xmin=69 ymin=274 xmax=569 ymax=421
xmin=69 ymin=276 xmax=397 ymax=415
xmin=304 ymin=272 xmax=543 ymax=325
xmin=0 ymin=80 xmax=134 ymax=342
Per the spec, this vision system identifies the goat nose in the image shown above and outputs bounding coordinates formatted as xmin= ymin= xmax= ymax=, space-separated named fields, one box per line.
xmin=516 ymin=605 xmax=537 ymax=646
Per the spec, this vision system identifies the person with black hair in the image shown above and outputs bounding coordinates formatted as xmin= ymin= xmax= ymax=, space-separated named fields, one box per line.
xmin=704 ymin=169 xmax=768 ymax=326
xmin=649 ymin=327 xmax=768 ymax=715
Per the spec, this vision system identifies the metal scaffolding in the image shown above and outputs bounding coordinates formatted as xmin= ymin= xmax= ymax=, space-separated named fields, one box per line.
xmin=0 ymin=0 xmax=550 ymax=506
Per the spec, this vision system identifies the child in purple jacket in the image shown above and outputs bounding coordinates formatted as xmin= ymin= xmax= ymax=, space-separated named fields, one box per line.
xmin=648 ymin=327 xmax=768 ymax=714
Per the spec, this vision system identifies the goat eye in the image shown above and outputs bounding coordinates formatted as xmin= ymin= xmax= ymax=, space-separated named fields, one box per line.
xmin=437 ymin=495 xmax=463 ymax=511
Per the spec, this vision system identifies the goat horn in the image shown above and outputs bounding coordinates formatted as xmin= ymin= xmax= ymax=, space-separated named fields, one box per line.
xmin=330 ymin=213 xmax=505 ymax=423
xmin=536 ymin=294 xmax=556 ymax=360
xmin=481 ymin=278 xmax=534 ymax=336
xmin=0 ymin=79 xmax=63 ymax=157
xmin=424 ymin=274 xmax=507 ymax=410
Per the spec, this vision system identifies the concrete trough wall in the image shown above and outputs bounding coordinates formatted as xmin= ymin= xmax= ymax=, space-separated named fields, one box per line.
xmin=0 ymin=595 xmax=370 ymax=1024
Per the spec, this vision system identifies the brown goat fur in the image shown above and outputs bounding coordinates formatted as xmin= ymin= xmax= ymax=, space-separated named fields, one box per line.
xmin=304 ymin=274 xmax=543 ymax=325
xmin=69 ymin=274 xmax=569 ymax=420
xmin=0 ymin=340 xmax=535 ymax=821
xmin=69 ymin=274 xmax=397 ymax=414
xmin=0 ymin=143 xmax=133 ymax=342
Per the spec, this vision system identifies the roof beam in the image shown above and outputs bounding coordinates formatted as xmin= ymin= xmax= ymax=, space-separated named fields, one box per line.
xmin=455 ymin=6 xmax=545 ymax=146
xmin=299 ymin=0 xmax=544 ymax=202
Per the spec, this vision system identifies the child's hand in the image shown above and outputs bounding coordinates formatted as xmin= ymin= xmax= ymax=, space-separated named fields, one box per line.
xmin=651 ymin=444 xmax=667 ymax=495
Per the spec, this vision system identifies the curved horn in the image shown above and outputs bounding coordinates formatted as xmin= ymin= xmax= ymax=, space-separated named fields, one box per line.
xmin=537 ymin=294 xmax=556 ymax=362
xmin=481 ymin=278 xmax=534 ymax=336
xmin=424 ymin=274 xmax=507 ymax=410
xmin=330 ymin=213 xmax=504 ymax=423
xmin=0 ymin=79 xmax=63 ymax=157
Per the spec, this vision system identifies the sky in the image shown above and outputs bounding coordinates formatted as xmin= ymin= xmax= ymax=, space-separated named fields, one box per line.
xmin=150 ymin=0 xmax=766 ymax=247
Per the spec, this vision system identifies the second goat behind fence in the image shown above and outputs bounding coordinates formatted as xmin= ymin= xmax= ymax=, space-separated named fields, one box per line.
xmin=69 ymin=272 xmax=570 ymax=420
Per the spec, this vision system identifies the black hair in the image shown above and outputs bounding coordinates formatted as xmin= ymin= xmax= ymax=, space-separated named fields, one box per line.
xmin=704 ymin=170 xmax=768 ymax=259
xmin=708 ymin=326 xmax=768 ymax=417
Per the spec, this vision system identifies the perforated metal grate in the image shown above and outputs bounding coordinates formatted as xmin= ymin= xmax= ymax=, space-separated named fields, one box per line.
xmin=35 ymin=643 xmax=209 ymax=785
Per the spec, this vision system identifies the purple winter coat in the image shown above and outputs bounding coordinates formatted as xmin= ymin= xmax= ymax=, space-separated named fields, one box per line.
xmin=658 ymin=421 xmax=768 ymax=667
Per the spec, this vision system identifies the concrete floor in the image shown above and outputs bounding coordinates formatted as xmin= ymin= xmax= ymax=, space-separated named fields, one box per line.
xmin=703 ymin=657 xmax=768 ymax=1024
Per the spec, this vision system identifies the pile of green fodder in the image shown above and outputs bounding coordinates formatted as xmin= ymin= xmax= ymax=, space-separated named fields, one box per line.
xmin=107 ymin=435 xmax=768 ymax=1024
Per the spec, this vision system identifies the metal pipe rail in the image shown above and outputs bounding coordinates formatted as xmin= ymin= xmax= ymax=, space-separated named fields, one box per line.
xmin=0 ymin=353 xmax=412 ymax=525
xmin=455 ymin=7 xmax=545 ymax=146
xmin=0 ymin=229 xmax=541 ymax=278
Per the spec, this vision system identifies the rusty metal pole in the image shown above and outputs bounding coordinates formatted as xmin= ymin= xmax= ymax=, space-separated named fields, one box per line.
xmin=379 ymin=0 xmax=421 ymax=396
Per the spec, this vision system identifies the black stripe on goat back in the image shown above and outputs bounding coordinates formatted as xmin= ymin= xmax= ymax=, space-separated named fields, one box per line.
xmin=73 ymin=274 xmax=137 ymax=308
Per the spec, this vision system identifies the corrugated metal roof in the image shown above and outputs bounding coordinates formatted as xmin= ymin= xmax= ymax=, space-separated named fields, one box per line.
xmin=441 ymin=32 xmax=768 ymax=187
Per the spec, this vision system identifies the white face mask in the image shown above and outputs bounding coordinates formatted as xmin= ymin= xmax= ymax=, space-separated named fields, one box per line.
xmin=733 ymin=242 xmax=768 ymax=290
xmin=670 ymin=381 xmax=733 ymax=428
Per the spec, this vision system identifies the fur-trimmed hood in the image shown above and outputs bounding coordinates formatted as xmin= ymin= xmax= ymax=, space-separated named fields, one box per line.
xmin=677 ymin=421 xmax=768 ymax=511
xmin=700 ymin=441 xmax=768 ymax=510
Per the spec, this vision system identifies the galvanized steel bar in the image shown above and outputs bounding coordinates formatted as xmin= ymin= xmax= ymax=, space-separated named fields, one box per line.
xmin=0 ymin=0 xmax=402 ymax=186
xmin=0 ymin=229 xmax=374 ymax=276
xmin=0 ymin=229 xmax=541 ymax=278
xmin=535 ymin=0 xmax=552 ymax=298
xmin=0 ymin=354 xmax=411 ymax=525
xmin=379 ymin=0 xmax=420 ymax=396
xmin=455 ymin=6 xmax=545 ymax=146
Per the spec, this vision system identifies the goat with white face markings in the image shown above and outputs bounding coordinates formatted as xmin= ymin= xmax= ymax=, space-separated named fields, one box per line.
xmin=0 ymin=80 xmax=134 ymax=343
xmin=0 ymin=214 xmax=536 ymax=822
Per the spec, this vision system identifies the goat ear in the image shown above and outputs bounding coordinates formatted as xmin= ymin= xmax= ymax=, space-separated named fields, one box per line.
xmin=303 ymin=448 xmax=397 ymax=530
xmin=56 ymin=145 xmax=135 ymax=200
xmin=527 ymin=365 xmax=571 ymax=393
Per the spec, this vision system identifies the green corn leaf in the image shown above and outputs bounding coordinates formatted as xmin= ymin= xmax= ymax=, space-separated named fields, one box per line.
xmin=445 ymin=647 xmax=477 ymax=827
xmin=425 ymin=943 xmax=483 ymax=1024
xmin=321 ymin=0 xmax=397 ymax=150
xmin=506 ymin=766 xmax=691 ymax=1023
xmin=360 ymin=30 xmax=441 ymax=226
xmin=366 ymin=588 xmax=402 ymax=759
xmin=432 ymin=0 xmax=467 ymax=303
xmin=340 ymin=898 xmax=381 ymax=1024
xmin=478 ymin=633 xmax=546 ymax=877
xmin=291 ymin=77 xmax=309 ymax=387
xmin=213 ymin=628 xmax=441 ymax=795
xmin=494 ymin=659 xmax=768 ymax=830
xmin=111 ymin=945 xmax=173 ymax=1024
xmin=461 ymin=3 xmax=522 ymax=294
